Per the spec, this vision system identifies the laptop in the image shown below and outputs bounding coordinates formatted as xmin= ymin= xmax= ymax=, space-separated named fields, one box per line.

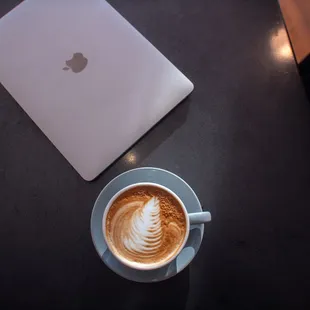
xmin=0 ymin=0 xmax=193 ymax=181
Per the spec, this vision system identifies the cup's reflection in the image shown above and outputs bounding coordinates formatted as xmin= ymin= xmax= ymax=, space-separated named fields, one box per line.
xmin=125 ymin=151 xmax=138 ymax=164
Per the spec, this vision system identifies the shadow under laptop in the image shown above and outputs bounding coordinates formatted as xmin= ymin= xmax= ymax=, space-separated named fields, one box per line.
xmin=93 ymin=96 xmax=191 ymax=184
xmin=121 ymin=96 xmax=191 ymax=167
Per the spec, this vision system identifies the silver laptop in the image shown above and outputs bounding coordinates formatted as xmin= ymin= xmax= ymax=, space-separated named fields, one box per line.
xmin=0 ymin=0 xmax=193 ymax=181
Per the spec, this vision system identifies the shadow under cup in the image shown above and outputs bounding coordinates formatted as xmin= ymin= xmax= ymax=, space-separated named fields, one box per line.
xmin=102 ymin=182 xmax=190 ymax=271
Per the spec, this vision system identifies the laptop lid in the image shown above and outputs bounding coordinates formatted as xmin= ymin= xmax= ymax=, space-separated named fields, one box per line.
xmin=0 ymin=0 xmax=193 ymax=180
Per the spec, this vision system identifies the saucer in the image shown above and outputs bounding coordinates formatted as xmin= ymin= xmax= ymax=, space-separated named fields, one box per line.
xmin=90 ymin=167 xmax=204 ymax=282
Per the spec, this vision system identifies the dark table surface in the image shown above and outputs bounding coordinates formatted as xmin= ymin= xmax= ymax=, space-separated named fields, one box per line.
xmin=1 ymin=0 xmax=310 ymax=309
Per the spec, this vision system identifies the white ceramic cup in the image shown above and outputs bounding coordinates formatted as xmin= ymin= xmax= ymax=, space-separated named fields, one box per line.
xmin=102 ymin=182 xmax=211 ymax=270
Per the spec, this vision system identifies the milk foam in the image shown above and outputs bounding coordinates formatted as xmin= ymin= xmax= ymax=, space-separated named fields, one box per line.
xmin=123 ymin=197 xmax=162 ymax=255
xmin=107 ymin=189 xmax=186 ymax=265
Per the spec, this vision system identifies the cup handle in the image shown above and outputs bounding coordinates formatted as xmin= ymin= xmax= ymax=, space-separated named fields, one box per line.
xmin=189 ymin=212 xmax=211 ymax=225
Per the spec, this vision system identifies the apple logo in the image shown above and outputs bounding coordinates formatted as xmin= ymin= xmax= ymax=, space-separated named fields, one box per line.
xmin=63 ymin=52 xmax=88 ymax=73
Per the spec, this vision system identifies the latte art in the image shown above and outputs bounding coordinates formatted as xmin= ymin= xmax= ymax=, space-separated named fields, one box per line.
xmin=123 ymin=197 xmax=162 ymax=256
xmin=105 ymin=186 xmax=187 ymax=266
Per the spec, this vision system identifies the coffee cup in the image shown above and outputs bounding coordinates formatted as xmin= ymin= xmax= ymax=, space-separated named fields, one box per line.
xmin=102 ymin=182 xmax=211 ymax=270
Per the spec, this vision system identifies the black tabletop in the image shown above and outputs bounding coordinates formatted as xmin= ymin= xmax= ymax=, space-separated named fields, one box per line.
xmin=1 ymin=0 xmax=310 ymax=309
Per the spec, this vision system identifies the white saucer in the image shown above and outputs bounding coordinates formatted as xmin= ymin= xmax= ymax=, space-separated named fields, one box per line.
xmin=90 ymin=167 xmax=204 ymax=282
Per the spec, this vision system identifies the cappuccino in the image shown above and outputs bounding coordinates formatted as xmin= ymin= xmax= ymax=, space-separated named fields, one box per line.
xmin=105 ymin=185 xmax=187 ymax=267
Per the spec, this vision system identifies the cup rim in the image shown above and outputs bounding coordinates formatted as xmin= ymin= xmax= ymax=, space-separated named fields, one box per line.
xmin=102 ymin=182 xmax=190 ymax=271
